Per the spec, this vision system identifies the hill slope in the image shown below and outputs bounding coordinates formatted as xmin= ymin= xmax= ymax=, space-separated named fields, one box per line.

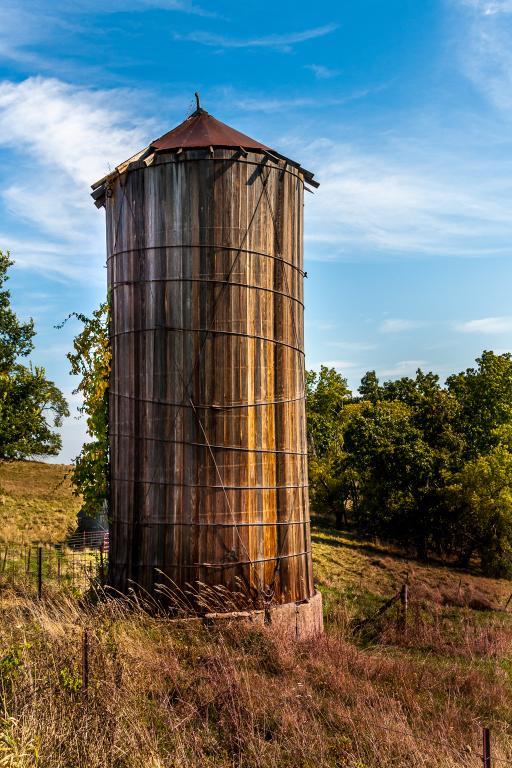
xmin=1 ymin=461 xmax=511 ymax=767
xmin=0 ymin=461 xmax=80 ymax=543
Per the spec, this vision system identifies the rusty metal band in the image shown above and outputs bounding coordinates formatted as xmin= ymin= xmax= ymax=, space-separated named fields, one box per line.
xmin=111 ymin=326 xmax=304 ymax=356
xmin=112 ymin=477 xmax=309 ymax=491
xmin=112 ymin=519 xmax=310 ymax=528
xmin=117 ymin=550 xmax=312 ymax=570
xmin=109 ymin=391 xmax=305 ymax=409
xmin=109 ymin=432 xmax=307 ymax=456
xmin=108 ymin=243 xmax=305 ymax=277
xmin=111 ymin=278 xmax=305 ymax=308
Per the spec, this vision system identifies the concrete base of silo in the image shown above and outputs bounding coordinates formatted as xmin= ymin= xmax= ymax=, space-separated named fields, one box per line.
xmin=203 ymin=591 xmax=323 ymax=640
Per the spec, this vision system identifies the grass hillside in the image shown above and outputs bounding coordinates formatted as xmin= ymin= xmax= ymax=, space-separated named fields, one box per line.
xmin=0 ymin=461 xmax=80 ymax=543
xmin=1 ymin=461 xmax=512 ymax=767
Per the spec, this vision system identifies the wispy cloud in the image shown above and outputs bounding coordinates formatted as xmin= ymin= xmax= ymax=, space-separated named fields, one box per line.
xmin=325 ymin=340 xmax=377 ymax=350
xmin=0 ymin=77 xmax=154 ymax=280
xmin=318 ymin=359 xmax=360 ymax=369
xmin=299 ymin=135 xmax=512 ymax=260
xmin=174 ymin=23 xmax=338 ymax=53
xmin=458 ymin=0 xmax=512 ymax=14
xmin=456 ymin=316 xmax=512 ymax=332
xmin=72 ymin=0 xmax=218 ymax=17
xmin=455 ymin=0 xmax=512 ymax=114
xmin=305 ymin=64 xmax=340 ymax=79
xmin=380 ymin=318 xmax=424 ymax=333
xmin=380 ymin=360 xmax=427 ymax=377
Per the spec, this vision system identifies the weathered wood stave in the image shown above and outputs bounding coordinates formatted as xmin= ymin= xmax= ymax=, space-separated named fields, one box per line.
xmin=106 ymin=149 xmax=313 ymax=605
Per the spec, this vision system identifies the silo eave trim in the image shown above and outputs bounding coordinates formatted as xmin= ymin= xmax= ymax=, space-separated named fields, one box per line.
xmin=91 ymin=146 xmax=318 ymax=207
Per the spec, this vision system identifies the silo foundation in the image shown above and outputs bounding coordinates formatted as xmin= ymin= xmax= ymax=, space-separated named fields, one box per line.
xmin=203 ymin=590 xmax=323 ymax=640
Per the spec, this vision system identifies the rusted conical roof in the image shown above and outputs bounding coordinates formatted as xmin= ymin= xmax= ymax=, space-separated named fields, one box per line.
xmin=151 ymin=107 xmax=272 ymax=153
xmin=91 ymin=99 xmax=318 ymax=207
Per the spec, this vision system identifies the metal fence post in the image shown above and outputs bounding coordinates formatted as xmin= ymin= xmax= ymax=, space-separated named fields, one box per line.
xmin=99 ymin=543 xmax=105 ymax=585
xmin=37 ymin=546 xmax=42 ymax=599
xmin=399 ymin=583 xmax=408 ymax=631
xmin=82 ymin=628 xmax=89 ymax=693
xmin=482 ymin=726 xmax=492 ymax=768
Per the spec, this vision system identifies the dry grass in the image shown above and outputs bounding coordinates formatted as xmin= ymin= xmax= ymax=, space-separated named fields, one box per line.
xmin=1 ymin=466 xmax=512 ymax=766
xmin=1 ymin=590 xmax=511 ymax=768
xmin=312 ymin=527 xmax=512 ymax=610
xmin=0 ymin=461 xmax=80 ymax=544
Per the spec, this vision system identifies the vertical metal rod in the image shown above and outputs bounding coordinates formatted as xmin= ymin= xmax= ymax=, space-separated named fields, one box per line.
xmin=1 ymin=545 xmax=7 ymax=574
xmin=37 ymin=546 xmax=42 ymax=599
xmin=57 ymin=551 xmax=61 ymax=583
xmin=99 ymin=543 xmax=105 ymax=585
xmin=399 ymin=583 xmax=408 ymax=630
xmin=482 ymin=726 xmax=492 ymax=768
xmin=26 ymin=546 xmax=31 ymax=575
xmin=82 ymin=628 xmax=89 ymax=693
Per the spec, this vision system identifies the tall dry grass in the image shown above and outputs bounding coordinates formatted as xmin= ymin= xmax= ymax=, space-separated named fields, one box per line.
xmin=1 ymin=585 xmax=512 ymax=768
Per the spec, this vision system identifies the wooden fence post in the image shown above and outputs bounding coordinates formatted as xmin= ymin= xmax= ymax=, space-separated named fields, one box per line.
xmin=482 ymin=726 xmax=492 ymax=768
xmin=37 ymin=546 xmax=42 ymax=599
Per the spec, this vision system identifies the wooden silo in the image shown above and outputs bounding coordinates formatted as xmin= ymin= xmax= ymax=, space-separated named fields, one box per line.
xmin=92 ymin=100 xmax=322 ymax=633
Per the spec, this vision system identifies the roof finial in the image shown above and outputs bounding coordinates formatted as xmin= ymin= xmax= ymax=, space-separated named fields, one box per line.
xmin=195 ymin=92 xmax=201 ymax=112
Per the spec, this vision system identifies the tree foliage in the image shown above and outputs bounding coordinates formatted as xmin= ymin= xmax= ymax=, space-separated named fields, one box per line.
xmin=306 ymin=366 xmax=352 ymax=526
xmin=0 ymin=251 xmax=68 ymax=460
xmin=307 ymin=351 xmax=512 ymax=576
xmin=66 ymin=303 xmax=110 ymax=519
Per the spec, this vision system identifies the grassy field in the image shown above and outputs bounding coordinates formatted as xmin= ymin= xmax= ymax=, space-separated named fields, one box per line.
xmin=0 ymin=461 xmax=80 ymax=543
xmin=1 ymin=461 xmax=512 ymax=767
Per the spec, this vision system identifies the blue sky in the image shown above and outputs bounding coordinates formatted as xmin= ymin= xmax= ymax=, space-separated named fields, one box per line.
xmin=1 ymin=0 xmax=512 ymax=461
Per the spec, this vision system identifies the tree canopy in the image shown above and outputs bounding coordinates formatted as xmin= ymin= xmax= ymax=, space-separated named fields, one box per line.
xmin=0 ymin=251 xmax=68 ymax=460
xmin=65 ymin=302 xmax=110 ymax=520
xmin=307 ymin=352 xmax=512 ymax=576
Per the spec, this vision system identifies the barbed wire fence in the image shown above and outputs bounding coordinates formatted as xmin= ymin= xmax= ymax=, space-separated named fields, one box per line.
xmin=1 ymin=539 xmax=511 ymax=765
xmin=0 ymin=530 xmax=108 ymax=596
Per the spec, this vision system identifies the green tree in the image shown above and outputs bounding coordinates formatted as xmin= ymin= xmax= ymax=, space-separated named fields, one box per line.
xmin=447 ymin=351 xmax=512 ymax=458
xmin=0 ymin=251 xmax=68 ymax=459
xmin=343 ymin=399 xmax=438 ymax=558
xmin=447 ymin=443 xmax=512 ymax=576
xmin=306 ymin=366 xmax=351 ymax=526
xmin=66 ymin=303 xmax=110 ymax=519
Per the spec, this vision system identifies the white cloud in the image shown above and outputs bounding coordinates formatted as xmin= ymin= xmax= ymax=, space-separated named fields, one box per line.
xmin=318 ymin=360 xmax=359 ymax=370
xmin=379 ymin=318 xmax=424 ymax=333
xmin=455 ymin=0 xmax=512 ymax=113
xmin=229 ymin=89 xmax=371 ymax=113
xmin=89 ymin=0 xmax=216 ymax=15
xmin=300 ymin=138 xmax=512 ymax=260
xmin=174 ymin=24 xmax=338 ymax=53
xmin=0 ymin=77 xmax=154 ymax=280
xmin=458 ymin=0 xmax=512 ymax=13
xmin=325 ymin=340 xmax=377 ymax=350
xmin=0 ymin=77 xmax=151 ymax=184
xmin=380 ymin=360 xmax=427 ymax=377
xmin=456 ymin=316 xmax=512 ymax=332
xmin=305 ymin=64 xmax=340 ymax=79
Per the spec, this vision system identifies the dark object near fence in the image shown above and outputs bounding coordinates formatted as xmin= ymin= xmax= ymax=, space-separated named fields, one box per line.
xmin=92 ymin=99 xmax=321 ymax=625
xmin=482 ymin=727 xmax=492 ymax=768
